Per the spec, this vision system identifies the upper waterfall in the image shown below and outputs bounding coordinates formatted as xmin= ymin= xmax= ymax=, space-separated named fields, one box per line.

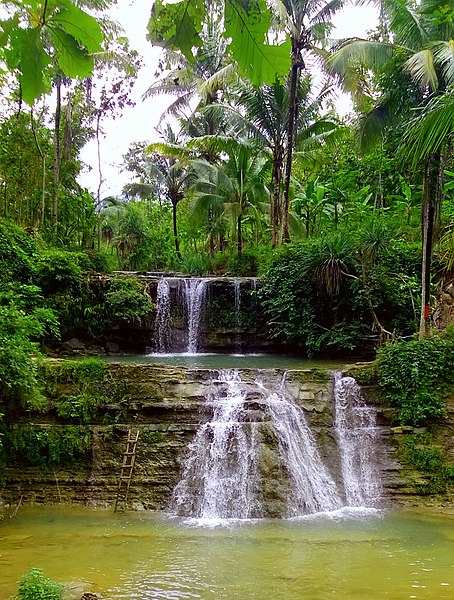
xmin=151 ymin=276 xmax=258 ymax=355
xmin=181 ymin=278 xmax=210 ymax=354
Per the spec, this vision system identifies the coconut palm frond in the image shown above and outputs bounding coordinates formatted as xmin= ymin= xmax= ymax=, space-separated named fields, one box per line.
xmin=403 ymin=91 xmax=454 ymax=165
xmin=311 ymin=0 xmax=346 ymax=25
xmin=356 ymin=105 xmax=390 ymax=153
xmin=200 ymin=102 xmax=271 ymax=147
xmin=145 ymin=142 xmax=192 ymax=161
xmin=404 ymin=48 xmax=438 ymax=90
xmin=198 ymin=63 xmax=237 ymax=98
xmin=142 ymin=82 xmax=193 ymax=100
xmin=432 ymin=40 xmax=454 ymax=87
xmin=328 ymin=39 xmax=396 ymax=80
xmin=382 ymin=0 xmax=427 ymax=50
xmin=187 ymin=135 xmax=255 ymax=157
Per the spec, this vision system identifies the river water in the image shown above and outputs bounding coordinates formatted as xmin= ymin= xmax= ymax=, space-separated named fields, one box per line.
xmin=1 ymin=506 xmax=453 ymax=599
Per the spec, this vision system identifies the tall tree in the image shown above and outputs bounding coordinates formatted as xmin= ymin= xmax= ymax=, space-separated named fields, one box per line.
xmin=329 ymin=0 xmax=454 ymax=337
xmin=123 ymin=129 xmax=191 ymax=259
xmin=191 ymin=144 xmax=270 ymax=255
xmin=147 ymin=0 xmax=345 ymax=243
xmin=212 ymin=77 xmax=337 ymax=245
xmin=271 ymin=0 xmax=346 ymax=241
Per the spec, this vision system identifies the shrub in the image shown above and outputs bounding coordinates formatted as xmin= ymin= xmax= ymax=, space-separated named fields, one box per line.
xmin=0 ymin=303 xmax=58 ymax=409
xmin=0 ymin=219 xmax=39 ymax=285
xmin=39 ymin=358 xmax=107 ymax=423
xmin=178 ymin=253 xmax=212 ymax=276
xmin=7 ymin=425 xmax=92 ymax=469
xmin=33 ymin=249 xmax=85 ymax=295
xmin=82 ymin=277 xmax=153 ymax=337
xmin=103 ymin=277 xmax=153 ymax=324
xmin=56 ymin=392 xmax=104 ymax=424
xmin=17 ymin=568 xmax=63 ymax=600
xmin=259 ymin=235 xmax=424 ymax=355
xmin=400 ymin=434 xmax=454 ymax=494
xmin=377 ymin=334 xmax=454 ymax=424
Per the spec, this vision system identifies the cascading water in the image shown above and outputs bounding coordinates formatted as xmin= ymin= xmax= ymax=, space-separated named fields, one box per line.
xmin=170 ymin=369 xmax=342 ymax=519
xmin=154 ymin=279 xmax=171 ymax=352
xmin=256 ymin=375 xmax=342 ymax=516
xmin=182 ymin=278 xmax=210 ymax=353
xmin=170 ymin=370 xmax=260 ymax=519
xmin=333 ymin=371 xmax=382 ymax=507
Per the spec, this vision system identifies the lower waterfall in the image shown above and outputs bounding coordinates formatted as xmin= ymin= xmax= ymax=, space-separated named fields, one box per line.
xmin=333 ymin=371 xmax=382 ymax=507
xmin=170 ymin=369 xmax=382 ymax=520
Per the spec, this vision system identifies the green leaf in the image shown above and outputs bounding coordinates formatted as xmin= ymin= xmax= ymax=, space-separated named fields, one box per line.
xmin=147 ymin=0 xmax=205 ymax=61
xmin=50 ymin=4 xmax=103 ymax=53
xmin=50 ymin=28 xmax=94 ymax=78
xmin=224 ymin=0 xmax=290 ymax=85
xmin=0 ymin=15 xmax=20 ymax=47
xmin=7 ymin=28 xmax=51 ymax=104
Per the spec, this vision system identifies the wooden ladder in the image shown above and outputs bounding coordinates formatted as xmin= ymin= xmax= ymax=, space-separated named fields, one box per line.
xmin=114 ymin=429 xmax=139 ymax=513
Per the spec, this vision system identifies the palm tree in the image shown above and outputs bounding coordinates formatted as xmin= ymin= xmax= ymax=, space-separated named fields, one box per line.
xmin=143 ymin=22 xmax=234 ymax=136
xmin=403 ymin=88 xmax=454 ymax=333
xmin=203 ymin=75 xmax=337 ymax=246
xmin=123 ymin=128 xmax=191 ymax=259
xmin=328 ymin=0 xmax=454 ymax=337
xmin=191 ymin=145 xmax=270 ymax=255
xmin=271 ymin=0 xmax=347 ymax=241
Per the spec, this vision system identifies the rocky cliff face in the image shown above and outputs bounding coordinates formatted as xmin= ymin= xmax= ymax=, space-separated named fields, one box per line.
xmin=1 ymin=361 xmax=452 ymax=512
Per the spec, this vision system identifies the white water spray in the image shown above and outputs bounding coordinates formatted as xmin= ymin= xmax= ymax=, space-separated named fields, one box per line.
xmin=170 ymin=369 xmax=343 ymax=519
xmin=333 ymin=372 xmax=382 ymax=507
xmin=170 ymin=370 xmax=260 ymax=519
xmin=154 ymin=279 xmax=171 ymax=352
xmin=182 ymin=278 xmax=210 ymax=354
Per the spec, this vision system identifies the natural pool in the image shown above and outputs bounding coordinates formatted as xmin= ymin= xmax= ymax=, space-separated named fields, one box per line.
xmin=1 ymin=506 xmax=454 ymax=599
xmin=103 ymin=352 xmax=350 ymax=370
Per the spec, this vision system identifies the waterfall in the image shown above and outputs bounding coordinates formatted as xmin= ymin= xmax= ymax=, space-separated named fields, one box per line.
xmin=333 ymin=372 xmax=382 ymax=507
xmin=170 ymin=369 xmax=342 ymax=519
xmin=154 ymin=279 xmax=171 ymax=352
xmin=170 ymin=370 xmax=260 ymax=519
xmin=182 ymin=278 xmax=210 ymax=354
xmin=255 ymin=375 xmax=342 ymax=516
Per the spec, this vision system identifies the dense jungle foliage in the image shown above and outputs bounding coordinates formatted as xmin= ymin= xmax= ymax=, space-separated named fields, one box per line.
xmin=0 ymin=0 xmax=453 ymax=472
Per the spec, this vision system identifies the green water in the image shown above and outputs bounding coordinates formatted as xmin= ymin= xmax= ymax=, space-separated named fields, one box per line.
xmin=1 ymin=507 xmax=454 ymax=599
xmin=103 ymin=352 xmax=350 ymax=370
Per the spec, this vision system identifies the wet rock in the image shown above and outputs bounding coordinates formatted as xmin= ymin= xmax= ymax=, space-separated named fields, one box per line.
xmin=105 ymin=341 xmax=120 ymax=353
xmin=62 ymin=338 xmax=85 ymax=352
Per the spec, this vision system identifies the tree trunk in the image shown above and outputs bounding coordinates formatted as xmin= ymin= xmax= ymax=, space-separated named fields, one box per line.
xmin=419 ymin=157 xmax=437 ymax=339
xmin=237 ymin=213 xmax=243 ymax=256
xmin=282 ymin=47 xmax=302 ymax=242
xmin=96 ymin=111 xmax=103 ymax=251
xmin=52 ymin=79 xmax=62 ymax=233
xmin=30 ymin=108 xmax=46 ymax=230
xmin=271 ymin=147 xmax=283 ymax=248
xmin=172 ymin=198 xmax=181 ymax=259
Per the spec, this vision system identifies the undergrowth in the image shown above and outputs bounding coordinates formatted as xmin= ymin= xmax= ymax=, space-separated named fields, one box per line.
xmin=377 ymin=330 xmax=454 ymax=425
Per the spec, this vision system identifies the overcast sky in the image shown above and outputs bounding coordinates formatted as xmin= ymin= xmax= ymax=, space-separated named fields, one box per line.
xmin=77 ymin=1 xmax=378 ymax=199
